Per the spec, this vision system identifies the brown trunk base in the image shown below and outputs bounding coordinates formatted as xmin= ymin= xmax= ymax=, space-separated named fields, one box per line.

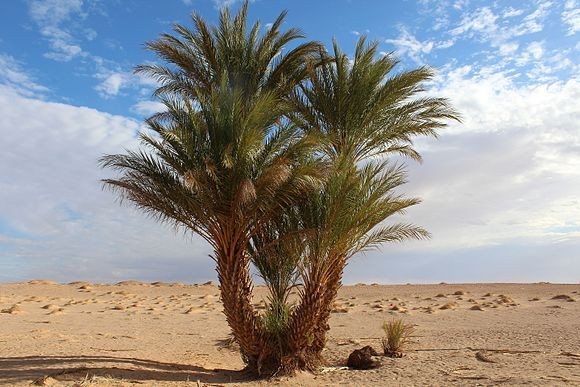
xmin=243 ymin=348 xmax=325 ymax=377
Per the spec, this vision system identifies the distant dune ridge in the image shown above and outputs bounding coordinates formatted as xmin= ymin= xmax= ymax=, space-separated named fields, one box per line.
xmin=0 ymin=281 xmax=579 ymax=385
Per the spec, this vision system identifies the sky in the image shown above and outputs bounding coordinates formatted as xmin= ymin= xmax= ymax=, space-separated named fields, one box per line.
xmin=0 ymin=0 xmax=579 ymax=284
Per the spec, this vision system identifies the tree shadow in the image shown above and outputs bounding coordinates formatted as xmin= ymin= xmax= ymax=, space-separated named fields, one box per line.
xmin=0 ymin=355 xmax=256 ymax=384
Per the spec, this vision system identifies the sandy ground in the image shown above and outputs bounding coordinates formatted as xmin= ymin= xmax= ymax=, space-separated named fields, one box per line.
xmin=0 ymin=281 xmax=579 ymax=386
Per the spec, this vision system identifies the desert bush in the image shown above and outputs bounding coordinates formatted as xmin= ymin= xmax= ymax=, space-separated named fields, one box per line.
xmin=381 ymin=319 xmax=415 ymax=357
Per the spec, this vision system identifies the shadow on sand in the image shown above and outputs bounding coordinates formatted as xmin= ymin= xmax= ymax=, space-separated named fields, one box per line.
xmin=0 ymin=355 xmax=255 ymax=384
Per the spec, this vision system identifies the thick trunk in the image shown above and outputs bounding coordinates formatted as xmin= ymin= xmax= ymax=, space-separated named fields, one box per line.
xmin=285 ymin=268 xmax=326 ymax=370
xmin=282 ymin=255 xmax=347 ymax=372
xmin=214 ymin=223 xmax=347 ymax=376
xmin=310 ymin=260 xmax=345 ymax=354
xmin=214 ymin=226 xmax=270 ymax=373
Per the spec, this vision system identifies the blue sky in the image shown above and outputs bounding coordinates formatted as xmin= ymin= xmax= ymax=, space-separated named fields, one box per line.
xmin=0 ymin=0 xmax=579 ymax=283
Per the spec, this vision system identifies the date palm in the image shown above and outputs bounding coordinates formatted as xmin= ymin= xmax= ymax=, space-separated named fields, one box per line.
xmin=100 ymin=3 xmax=321 ymax=372
xmin=282 ymin=38 xmax=460 ymax=367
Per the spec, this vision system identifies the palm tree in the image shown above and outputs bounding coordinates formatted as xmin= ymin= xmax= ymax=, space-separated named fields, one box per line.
xmin=100 ymin=3 xmax=322 ymax=373
xmin=100 ymin=2 xmax=460 ymax=376
xmin=280 ymin=38 xmax=460 ymax=367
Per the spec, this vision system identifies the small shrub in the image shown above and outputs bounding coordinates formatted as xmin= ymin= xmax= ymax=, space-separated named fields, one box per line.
xmin=381 ymin=319 xmax=415 ymax=357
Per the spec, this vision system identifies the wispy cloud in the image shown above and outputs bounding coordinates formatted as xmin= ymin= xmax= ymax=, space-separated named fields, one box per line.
xmin=131 ymin=100 xmax=166 ymax=116
xmin=351 ymin=29 xmax=370 ymax=36
xmin=451 ymin=7 xmax=498 ymax=37
xmin=453 ymin=0 xmax=469 ymax=10
xmin=510 ymin=0 xmax=552 ymax=36
xmin=28 ymin=0 xmax=88 ymax=62
xmin=562 ymin=1 xmax=580 ymax=35
xmin=449 ymin=2 xmax=552 ymax=59
xmin=525 ymin=51 xmax=577 ymax=82
xmin=0 ymin=54 xmax=49 ymax=97
xmin=26 ymin=0 xmax=147 ymax=101
xmin=385 ymin=27 xmax=454 ymax=64
xmin=211 ymin=0 xmax=249 ymax=9
xmin=499 ymin=42 xmax=519 ymax=56
xmin=503 ymin=7 xmax=524 ymax=18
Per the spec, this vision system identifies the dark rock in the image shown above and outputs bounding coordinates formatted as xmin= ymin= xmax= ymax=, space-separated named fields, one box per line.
xmin=347 ymin=345 xmax=380 ymax=370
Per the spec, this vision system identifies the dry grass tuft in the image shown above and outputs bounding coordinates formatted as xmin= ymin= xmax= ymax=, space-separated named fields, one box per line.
xmin=381 ymin=319 xmax=415 ymax=357
xmin=74 ymin=373 xmax=123 ymax=386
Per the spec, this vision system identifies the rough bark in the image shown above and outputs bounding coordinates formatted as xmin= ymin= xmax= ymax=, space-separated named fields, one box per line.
xmin=310 ymin=258 xmax=345 ymax=354
xmin=281 ymin=254 xmax=347 ymax=372
xmin=214 ymin=221 xmax=348 ymax=376
xmin=214 ymin=224 xmax=269 ymax=373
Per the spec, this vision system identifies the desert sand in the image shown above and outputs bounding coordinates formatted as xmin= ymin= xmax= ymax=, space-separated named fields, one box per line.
xmin=1 ymin=281 xmax=579 ymax=386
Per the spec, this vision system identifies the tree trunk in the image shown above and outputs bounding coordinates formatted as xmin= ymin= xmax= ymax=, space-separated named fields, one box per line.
xmin=214 ymin=224 xmax=348 ymax=376
xmin=282 ymin=255 xmax=347 ymax=372
xmin=214 ymin=224 xmax=270 ymax=373
xmin=310 ymin=259 xmax=345 ymax=354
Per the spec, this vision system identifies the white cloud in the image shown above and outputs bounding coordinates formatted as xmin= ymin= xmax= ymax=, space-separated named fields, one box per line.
xmin=499 ymin=42 xmax=519 ymax=55
xmin=0 ymin=86 xmax=211 ymax=282
xmin=351 ymin=29 xmax=370 ymax=37
xmin=385 ymin=27 xmax=454 ymax=63
xmin=451 ymin=7 xmax=498 ymax=37
xmin=131 ymin=100 xmax=166 ymax=116
xmin=432 ymin=16 xmax=450 ymax=31
xmin=29 ymin=0 xmax=84 ymax=25
xmin=93 ymin=69 xmax=159 ymax=99
xmin=453 ymin=0 xmax=469 ymax=10
xmin=347 ymin=65 xmax=580 ymax=283
xmin=562 ymin=7 xmax=580 ymax=35
xmin=28 ymin=0 xmax=88 ymax=62
xmin=525 ymin=51 xmax=577 ymax=81
xmin=94 ymin=72 xmax=130 ymax=98
xmin=509 ymin=0 xmax=552 ymax=36
xmin=503 ymin=7 xmax=524 ymax=18
xmin=450 ymin=3 xmax=552 ymax=57
xmin=212 ymin=0 xmax=246 ymax=9
xmin=84 ymin=28 xmax=97 ymax=41
xmin=0 ymin=54 xmax=49 ymax=97
xmin=437 ymin=39 xmax=455 ymax=49
xmin=413 ymin=68 xmax=580 ymax=238
xmin=527 ymin=41 xmax=544 ymax=60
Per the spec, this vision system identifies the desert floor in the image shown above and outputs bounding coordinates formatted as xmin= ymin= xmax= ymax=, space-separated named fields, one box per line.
xmin=0 ymin=281 xmax=579 ymax=386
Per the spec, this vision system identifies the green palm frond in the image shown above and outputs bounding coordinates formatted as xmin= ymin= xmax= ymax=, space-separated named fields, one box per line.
xmin=291 ymin=36 xmax=461 ymax=163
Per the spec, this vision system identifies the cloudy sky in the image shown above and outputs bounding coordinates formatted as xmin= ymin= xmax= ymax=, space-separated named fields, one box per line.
xmin=0 ymin=0 xmax=578 ymax=284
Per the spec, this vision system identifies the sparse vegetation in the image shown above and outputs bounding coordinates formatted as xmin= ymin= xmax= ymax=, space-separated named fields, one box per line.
xmin=381 ymin=319 xmax=415 ymax=357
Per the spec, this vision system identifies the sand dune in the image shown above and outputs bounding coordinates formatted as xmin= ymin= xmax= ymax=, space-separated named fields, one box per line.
xmin=0 ymin=282 xmax=579 ymax=386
